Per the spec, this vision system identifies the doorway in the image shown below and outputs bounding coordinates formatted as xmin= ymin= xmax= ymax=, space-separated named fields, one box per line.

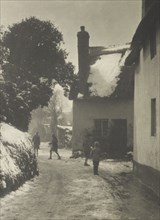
xmin=108 ymin=119 xmax=127 ymax=158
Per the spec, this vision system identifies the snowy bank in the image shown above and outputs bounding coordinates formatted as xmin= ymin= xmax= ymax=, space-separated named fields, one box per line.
xmin=0 ymin=123 xmax=38 ymax=196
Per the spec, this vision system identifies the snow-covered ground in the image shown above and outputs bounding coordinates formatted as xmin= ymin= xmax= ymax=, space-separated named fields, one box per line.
xmin=1 ymin=145 xmax=159 ymax=220
xmin=0 ymin=123 xmax=38 ymax=195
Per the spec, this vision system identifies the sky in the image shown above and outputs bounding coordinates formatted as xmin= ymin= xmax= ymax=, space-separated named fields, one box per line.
xmin=1 ymin=0 xmax=142 ymax=72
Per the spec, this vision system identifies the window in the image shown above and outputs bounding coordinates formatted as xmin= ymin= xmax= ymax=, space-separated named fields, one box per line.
xmin=151 ymin=98 xmax=156 ymax=136
xmin=150 ymin=23 xmax=157 ymax=59
xmin=94 ymin=119 xmax=108 ymax=137
xmin=145 ymin=0 xmax=155 ymax=12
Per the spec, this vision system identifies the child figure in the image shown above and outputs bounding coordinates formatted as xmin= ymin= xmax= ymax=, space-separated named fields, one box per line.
xmin=49 ymin=134 xmax=61 ymax=160
xmin=91 ymin=141 xmax=101 ymax=175
xmin=32 ymin=132 xmax=40 ymax=157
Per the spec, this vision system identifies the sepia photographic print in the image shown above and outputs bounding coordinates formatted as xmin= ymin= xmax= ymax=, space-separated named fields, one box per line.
xmin=0 ymin=0 xmax=160 ymax=219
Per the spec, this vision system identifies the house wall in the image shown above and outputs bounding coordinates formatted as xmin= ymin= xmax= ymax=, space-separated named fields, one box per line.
xmin=134 ymin=22 xmax=160 ymax=196
xmin=72 ymin=98 xmax=133 ymax=151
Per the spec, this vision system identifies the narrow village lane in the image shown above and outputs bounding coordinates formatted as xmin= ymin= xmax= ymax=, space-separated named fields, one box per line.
xmin=1 ymin=143 xmax=160 ymax=220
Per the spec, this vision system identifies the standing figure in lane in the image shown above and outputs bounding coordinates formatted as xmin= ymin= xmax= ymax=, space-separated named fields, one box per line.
xmin=32 ymin=132 xmax=40 ymax=157
xmin=49 ymin=133 xmax=61 ymax=160
xmin=91 ymin=141 xmax=101 ymax=175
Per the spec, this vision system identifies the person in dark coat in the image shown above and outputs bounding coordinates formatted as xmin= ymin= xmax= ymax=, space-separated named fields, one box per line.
xmin=49 ymin=134 xmax=61 ymax=160
xmin=91 ymin=141 xmax=101 ymax=175
xmin=32 ymin=132 xmax=40 ymax=157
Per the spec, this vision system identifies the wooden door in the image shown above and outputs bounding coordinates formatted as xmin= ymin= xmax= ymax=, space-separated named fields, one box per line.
xmin=109 ymin=119 xmax=127 ymax=158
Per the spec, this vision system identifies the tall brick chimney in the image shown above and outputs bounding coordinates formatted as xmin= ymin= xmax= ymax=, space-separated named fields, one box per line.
xmin=77 ymin=26 xmax=90 ymax=94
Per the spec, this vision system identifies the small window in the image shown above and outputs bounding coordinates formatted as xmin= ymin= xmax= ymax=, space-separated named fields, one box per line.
xmin=151 ymin=98 xmax=156 ymax=136
xmin=94 ymin=119 xmax=108 ymax=137
xmin=150 ymin=23 xmax=156 ymax=59
xmin=145 ymin=0 xmax=154 ymax=11
xmin=144 ymin=0 xmax=157 ymax=15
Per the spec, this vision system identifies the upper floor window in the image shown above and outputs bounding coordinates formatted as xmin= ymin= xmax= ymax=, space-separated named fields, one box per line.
xmin=144 ymin=0 xmax=156 ymax=14
xmin=150 ymin=22 xmax=157 ymax=59
xmin=151 ymin=98 xmax=156 ymax=136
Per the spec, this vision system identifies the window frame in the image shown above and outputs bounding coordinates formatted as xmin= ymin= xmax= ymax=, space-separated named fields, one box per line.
xmin=149 ymin=21 xmax=157 ymax=59
xmin=94 ymin=119 xmax=108 ymax=137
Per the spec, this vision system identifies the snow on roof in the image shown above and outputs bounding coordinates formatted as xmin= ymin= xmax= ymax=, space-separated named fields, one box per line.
xmin=57 ymin=125 xmax=72 ymax=131
xmin=77 ymin=93 xmax=84 ymax=99
xmin=102 ymin=44 xmax=130 ymax=53
xmin=119 ymin=49 xmax=131 ymax=67
xmin=88 ymin=46 xmax=130 ymax=97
